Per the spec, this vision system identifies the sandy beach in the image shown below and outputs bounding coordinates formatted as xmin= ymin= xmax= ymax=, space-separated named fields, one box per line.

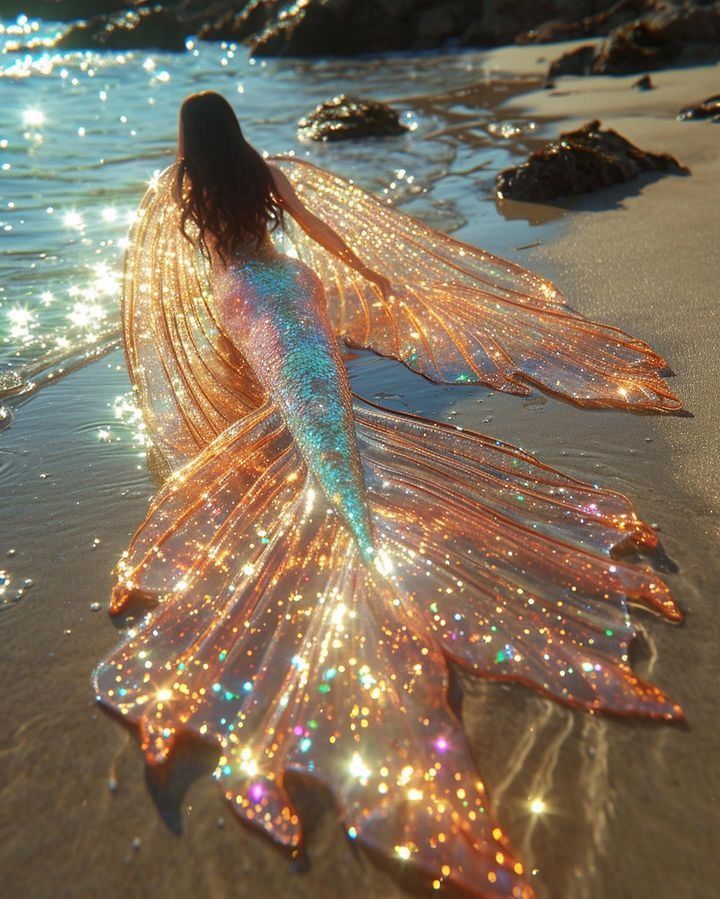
xmin=1 ymin=38 xmax=718 ymax=899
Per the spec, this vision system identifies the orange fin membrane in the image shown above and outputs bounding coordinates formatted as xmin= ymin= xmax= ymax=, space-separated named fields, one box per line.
xmin=96 ymin=402 xmax=530 ymax=897
xmin=95 ymin=401 xmax=680 ymax=897
xmin=273 ymin=157 xmax=683 ymax=413
xmin=355 ymin=400 xmax=681 ymax=719
xmin=122 ymin=165 xmax=265 ymax=468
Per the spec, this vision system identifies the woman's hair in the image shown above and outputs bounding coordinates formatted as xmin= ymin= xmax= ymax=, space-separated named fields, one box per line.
xmin=175 ymin=91 xmax=283 ymax=262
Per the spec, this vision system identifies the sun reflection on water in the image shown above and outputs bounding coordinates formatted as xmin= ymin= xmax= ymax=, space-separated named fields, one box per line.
xmin=0 ymin=11 xmax=529 ymax=406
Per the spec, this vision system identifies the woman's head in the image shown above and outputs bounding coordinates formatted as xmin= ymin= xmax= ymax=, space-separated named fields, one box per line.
xmin=176 ymin=91 xmax=282 ymax=261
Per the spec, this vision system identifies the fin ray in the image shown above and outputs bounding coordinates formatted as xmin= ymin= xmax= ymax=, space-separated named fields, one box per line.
xmin=274 ymin=156 xmax=683 ymax=413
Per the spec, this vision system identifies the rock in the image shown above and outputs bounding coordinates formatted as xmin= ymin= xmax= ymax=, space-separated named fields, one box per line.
xmin=633 ymin=74 xmax=655 ymax=89
xmin=458 ymin=0 xmax=598 ymax=47
xmin=298 ymin=95 xmax=408 ymax=141
xmin=460 ymin=15 xmax=490 ymax=46
xmin=593 ymin=2 xmax=720 ymax=73
xmin=248 ymin=0 xmax=624 ymax=57
xmin=56 ymin=7 xmax=189 ymax=52
xmin=251 ymin=0 xmax=410 ymax=56
xmin=517 ymin=0 xmax=658 ymax=44
xmin=417 ymin=7 xmax=456 ymax=40
xmin=543 ymin=1 xmax=720 ymax=77
xmin=590 ymin=20 xmax=679 ymax=73
xmin=677 ymin=94 xmax=720 ymax=120
xmin=496 ymin=119 xmax=688 ymax=202
xmin=3 ymin=0 xmax=147 ymax=21
xmin=547 ymin=44 xmax=597 ymax=77
xmin=196 ymin=0 xmax=278 ymax=43
xmin=28 ymin=0 xmax=720 ymax=59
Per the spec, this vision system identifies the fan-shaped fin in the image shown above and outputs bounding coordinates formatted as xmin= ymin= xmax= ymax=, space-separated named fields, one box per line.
xmin=95 ymin=403 xmax=533 ymax=897
xmin=95 ymin=396 xmax=680 ymax=897
xmin=273 ymin=156 xmax=683 ymax=413
xmin=355 ymin=399 xmax=681 ymax=719
xmin=122 ymin=165 xmax=265 ymax=468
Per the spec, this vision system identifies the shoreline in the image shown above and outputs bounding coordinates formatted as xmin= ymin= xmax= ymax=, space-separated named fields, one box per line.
xmin=1 ymin=42 xmax=718 ymax=899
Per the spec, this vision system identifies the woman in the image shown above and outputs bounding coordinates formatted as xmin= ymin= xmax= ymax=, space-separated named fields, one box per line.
xmin=95 ymin=92 xmax=683 ymax=898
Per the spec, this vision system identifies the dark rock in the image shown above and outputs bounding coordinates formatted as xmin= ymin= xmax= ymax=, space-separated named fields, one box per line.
xmin=543 ymin=2 xmax=720 ymax=77
xmin=496 ymin=119 xmax=688 ymax=202
xmin=677 ymin=93 xmax=720 ymax=119
xmin=459 ymin=0 xmax=602 ymax=47
xmin=251 ymin=1 xmax=411 ymax=57
xmin=417 ymin=7 xmax=456 ymax=41
xmin=297 ymin=95 xmax=408 ymax=142
xmin=25 ymin=0 xmax=720 ymax=60
xmin=592 ymin=2 xmax=720 ymax=73
xmin=517 ymin=0 xmax=658 ymax=44
xmin=249 ymin=0 xmax=622 ymax=57
xmin=56 ymin=6 xmax=189 ymax=52
xmin=196 ymin=0 xmax=277 ymax=43
xmin=590 ymin=21 xmax=679 ymax=73
xmin=547 ymin=44 xmax=597 ymax=77
xmin=0 ymin=0 xmax=149 ymax=21
xmin=633 ymin=74 xmax=656 ymax=88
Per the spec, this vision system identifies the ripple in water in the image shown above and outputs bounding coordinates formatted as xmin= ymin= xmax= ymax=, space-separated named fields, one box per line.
xmin=0 ymin=15 xmax=541 ymax=414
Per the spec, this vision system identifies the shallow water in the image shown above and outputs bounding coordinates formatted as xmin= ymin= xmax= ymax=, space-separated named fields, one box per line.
xmin=1 ymin=15 xmax=717 ymax=899
xmin=0 ymin=16 xmax=544 ymax=411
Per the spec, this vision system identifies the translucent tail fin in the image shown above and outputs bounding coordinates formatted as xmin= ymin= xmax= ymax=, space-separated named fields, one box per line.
xmin=354 ymin=399 xmax=681 ymax=719
xmin=274 ymin=157 xmax=684 ymax=414
xmin=95 ymin=401 xmax=680 ymax=897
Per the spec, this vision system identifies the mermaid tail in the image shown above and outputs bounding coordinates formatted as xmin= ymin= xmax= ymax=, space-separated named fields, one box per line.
xmin=103 ymin=157 xmax=684 ymax=895
xmin=125 ymin=161 xmax=682 ymax=474
xmin=96 ymin=397 xmax=680 ymax=898
xmin=275 ymin=157 xmax=683 ymax=413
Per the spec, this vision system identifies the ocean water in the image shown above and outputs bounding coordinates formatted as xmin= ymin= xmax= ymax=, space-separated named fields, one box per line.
xmin=0 ymin=15 xmax=542 ymax=419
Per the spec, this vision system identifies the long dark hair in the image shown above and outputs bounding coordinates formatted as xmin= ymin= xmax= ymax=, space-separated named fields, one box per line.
xmin=175 ymin=91 xmax=283 ymax=262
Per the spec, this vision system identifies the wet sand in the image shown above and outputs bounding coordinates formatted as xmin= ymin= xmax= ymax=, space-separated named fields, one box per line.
xmin=1 ymin=44 xmax=719 ymax=899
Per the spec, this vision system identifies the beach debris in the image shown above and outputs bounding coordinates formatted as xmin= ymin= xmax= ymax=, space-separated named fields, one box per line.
xmin=298 ymin=95 xmax=408 ymax=142
xmin=89 ymin=602 xmax=102 ymax=611
xmin=496 ymin=119 xmax=688 ymax=202
xmin=677 ymin=94 xmax=720 ymax=121
xmin=633 ymin=74 xmax=656 ymax=89
xmin=131 ymin=837 xmax=141 ymax=851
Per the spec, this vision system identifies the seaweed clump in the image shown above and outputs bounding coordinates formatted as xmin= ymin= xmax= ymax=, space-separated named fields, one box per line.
xmin=496 ymin=119 xmax=688 ymax=202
